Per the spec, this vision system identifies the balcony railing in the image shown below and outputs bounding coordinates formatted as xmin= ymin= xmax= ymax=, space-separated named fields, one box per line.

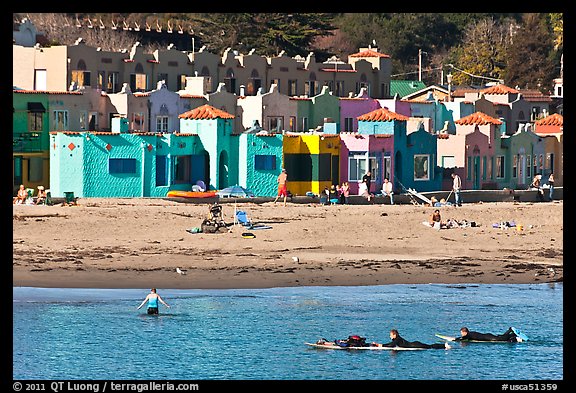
xmin=13 ymin=132 xmax=43 ymax=153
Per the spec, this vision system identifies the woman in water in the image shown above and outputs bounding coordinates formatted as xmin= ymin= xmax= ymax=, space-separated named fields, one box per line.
xmin=137 ymin=288 xmax=170 ymax=314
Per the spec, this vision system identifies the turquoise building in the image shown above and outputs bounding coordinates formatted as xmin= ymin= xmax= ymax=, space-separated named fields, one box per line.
xmin=238 ymin=130 xmax=284 ymax=197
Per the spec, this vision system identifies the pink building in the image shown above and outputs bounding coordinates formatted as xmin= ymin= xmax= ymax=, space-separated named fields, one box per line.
xmin=339 ymin=132 xmax=394 ymax=194
xmin=338 ymin=87 xmax=381 ymax=132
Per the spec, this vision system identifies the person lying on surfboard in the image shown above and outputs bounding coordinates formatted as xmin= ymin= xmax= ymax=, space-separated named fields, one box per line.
xmin=372 ymin=329 xmax=449 ymax=349
xmin=455 ymin=327 xmax=518 ymax=342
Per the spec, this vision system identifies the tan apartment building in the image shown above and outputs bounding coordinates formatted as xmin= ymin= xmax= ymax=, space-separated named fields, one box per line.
xmin=14 ymin=39 xmax=392 ymax=99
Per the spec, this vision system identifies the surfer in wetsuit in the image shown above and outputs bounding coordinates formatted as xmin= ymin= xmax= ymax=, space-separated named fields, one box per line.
xmin=374 ymin=329 xmax=448 ymax=349
xmin=137 ymin=288 xmax=170 ymax=315
xmin=456 ymin=327 xmax=518 ymax=342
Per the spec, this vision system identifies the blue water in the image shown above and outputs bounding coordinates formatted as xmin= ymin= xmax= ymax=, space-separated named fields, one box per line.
xmin=13 ymin=283 xmax=563 ymax=380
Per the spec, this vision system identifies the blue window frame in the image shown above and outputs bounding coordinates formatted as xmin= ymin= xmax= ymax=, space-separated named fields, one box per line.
xmin=109 ymin=158 xmax=136 ymax=174
xmin=254 ymin=155 xmax=276 ymax=170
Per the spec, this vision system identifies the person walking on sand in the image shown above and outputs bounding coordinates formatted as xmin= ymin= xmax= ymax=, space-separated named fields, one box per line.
xmin=137 ymin=288 xmax=170 ymax=315
xmin=451 ymin=172 xmax=462 ymax=206
xmin=273 ymin=168 xmax=288 ymax=207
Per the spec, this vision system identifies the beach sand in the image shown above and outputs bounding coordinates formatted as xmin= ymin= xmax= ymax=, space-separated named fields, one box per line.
xmin=13 ymin=198 xmax=563 ymax=289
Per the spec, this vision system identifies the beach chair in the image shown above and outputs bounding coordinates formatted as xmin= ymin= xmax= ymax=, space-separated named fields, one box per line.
xmin=25 ymin=188 xmax=35 ymax=204
xmin=235 ymin=210 xmax=272 ymax=230
xmin=236 ymin=210 xmax=252 ymax=227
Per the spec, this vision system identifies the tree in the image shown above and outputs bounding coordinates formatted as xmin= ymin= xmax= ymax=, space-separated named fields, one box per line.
xmin=505 ymin=13 xmax=556 ymax=91
xmin=449 ymin=17 xmax=511 ymax=86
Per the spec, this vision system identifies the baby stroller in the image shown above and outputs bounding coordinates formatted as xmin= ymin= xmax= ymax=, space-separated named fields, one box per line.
xmin=201 ymin=203 xmax=228 ymax=233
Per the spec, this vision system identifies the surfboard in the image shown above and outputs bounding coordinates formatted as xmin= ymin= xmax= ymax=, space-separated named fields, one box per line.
xmin=305 ymin=342 xmax=429 ymax=351
xmin=166 ymin=190 xmax=218 ymax=198
xmin=511 ymin=327 xmax=529 ymax=342
xmin=435 ymin=334 xmax=457 ymax=341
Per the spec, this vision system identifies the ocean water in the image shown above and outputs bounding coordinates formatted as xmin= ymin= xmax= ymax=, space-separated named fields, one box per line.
xmin=13 ymin=283 xmax=563 ymax=381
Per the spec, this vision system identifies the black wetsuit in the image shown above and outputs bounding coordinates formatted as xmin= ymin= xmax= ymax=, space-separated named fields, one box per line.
xmin=455 ymin=328 xmax=517 ymax=342
xmin=382 ymin=334 xmax=445 ymax=349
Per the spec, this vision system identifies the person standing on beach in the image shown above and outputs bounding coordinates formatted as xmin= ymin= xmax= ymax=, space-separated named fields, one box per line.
xmin=547 ymin=173 xmax=555 ymax=201
xmin=362 ymin=171 xmax=372 ymax=195
xmin=137 ymin=288 xmax=170 ymax=315
xmin=273 ymin=168 xmax=288 ymax=207
xmin=451 ymin=172 xmax=462 ymax=206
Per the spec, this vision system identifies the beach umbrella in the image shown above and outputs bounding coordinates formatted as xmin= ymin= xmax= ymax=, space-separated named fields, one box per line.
xmin=216 ymin=185 xmax=255 ymax=198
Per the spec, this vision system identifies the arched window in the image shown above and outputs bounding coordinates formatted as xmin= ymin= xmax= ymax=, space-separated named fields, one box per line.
xmin=131 ymin=63 xmax=147 ymax=92
xmin=247 ymin=69 xmax=261 ymax=95
xmin=71 ymin=59 xmax=90 ymax=87
xmin=224 ymin=68 xmax=236 ymax=94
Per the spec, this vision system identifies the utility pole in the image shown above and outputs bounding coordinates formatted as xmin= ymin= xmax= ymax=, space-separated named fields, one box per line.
xmin=418 ymin=49 xmax=422 ymax=81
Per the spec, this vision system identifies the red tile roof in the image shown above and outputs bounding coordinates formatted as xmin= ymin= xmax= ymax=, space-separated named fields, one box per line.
xmin=481 ymin=84 xmax=519 ymax=95
xmin=357 ymin=108 xmax=409 ymax=122
xmin=349 ymin=49 xmax=390 ymax=58
xmin=178 ymin=104 xmax=235 ymax=120
xmin=535 ymin=113 xmax=563 ymax=127
xmin=455 ymin=111 xmax=503 ymax=126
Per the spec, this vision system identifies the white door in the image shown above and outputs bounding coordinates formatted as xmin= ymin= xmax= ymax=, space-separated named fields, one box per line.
xmin=34 ymin=69 xmax=47 ymax=91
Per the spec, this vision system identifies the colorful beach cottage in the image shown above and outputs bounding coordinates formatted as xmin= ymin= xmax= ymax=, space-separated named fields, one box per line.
xmin=356 ymin=107 xmax=442 ymax=193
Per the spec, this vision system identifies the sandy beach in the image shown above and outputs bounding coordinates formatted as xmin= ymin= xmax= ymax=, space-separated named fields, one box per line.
xmin=12 ymin=198 xmax=563 ymax=289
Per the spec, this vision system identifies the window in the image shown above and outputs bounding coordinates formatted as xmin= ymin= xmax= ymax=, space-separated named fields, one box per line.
xmin=383 ymin=154 xmax=391 ymax=181
xmin=156 ymin=116 xmax=169 ymax=133
xmin=132 ymin=112 xmax=145 ymax=131
xmin=268 ymin=117 xmax=283 ymax=131
xmin=177 ymin=74 xmax=187 ymax=90
xmin=97 ymin=71 xmax=105 ymax=90
xmin=254 ymin=155 xmax=277 ymax=170
xmin=496 ymin=156 xmax=505 ymax=178
xmin=441 ymin=156 xmax=456 ymax=168
xmin=532 ymin=155 xmax=538 ymax=177
xmin=72 ymin=70 xmax=91 ymax=87
xmin=414 ymin=154 xmax=430 ymax=181
xmin=335 ymin=81 xmax=344 ymax=97
xmin=289 ymin=116 xmax=296 ymax=131
xmin=344 ymin=117 xmax=354 ymax=132
xmin=52 ymin=110 xmax=68 ymax=130
xmin=348 ymin=153 xmax=368 ymax=182
xmin=28 ymin=157 xmax=43 ymax=182
xmin=79 ymin=111 xmax=88 ymax=130
xmin=34 ymin=69 xmax=47 ymax=91
xmin=88 ymin=112 xmax=99 ymax=131
xmin=380 ymin=83 xmax=389 ymax=98
xmin=301 ymin=117 xmax=309 ymax=131
xmin=109 ymin=158 xmax=136 ymax=174
xmin=546 ymin=153 xmax=554 ymax=173
xmin=156 ymin=155 xmax=168 ymax=186
xmin=526 ymin=155 xmax=532 ymax=179
xmin=288 ymin=80 xmax=297 ymax=96
xmin=305 ymin=80 xmax=318 ymax=96
xmin=467 ymin=156 xmax=472 ymax=180
xmin=512 ymin=154 xmax=518 ymax=178
xmin=107 ymin=72 xmax=120 ymax=93
xmin=28 ymin=112 xmax=43 ymax=131
xmin=157 ymin=73 xmax=168 ymax=85
xmin=133 ymin=73 xmax=147 ymax=92
xmin=174 ymin=155 xmax=191 ymax=183
xmin=348 ymin=153 xmax=376 ymax=182
xmin=487 ymin=156 xmax=493 ymax=180
xmin=539 ymin=154 xmax=543 ymax=173
xmin=482 ymin=156 xmax=487 ymax=180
